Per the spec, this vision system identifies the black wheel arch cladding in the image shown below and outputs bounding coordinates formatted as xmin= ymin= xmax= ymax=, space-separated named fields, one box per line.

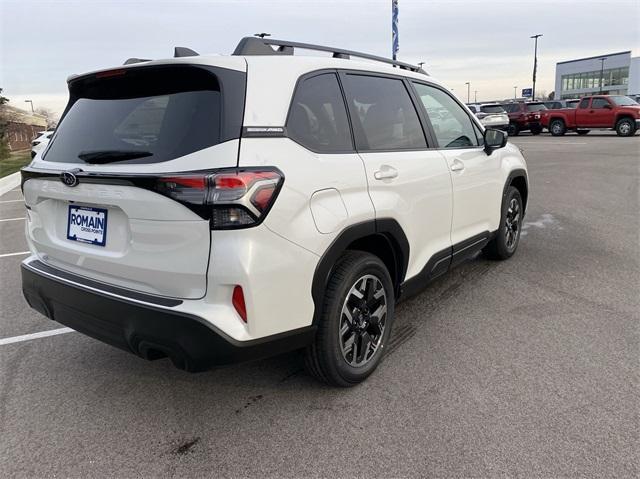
xmin=310 ymin=218 xmax=409 ymax=326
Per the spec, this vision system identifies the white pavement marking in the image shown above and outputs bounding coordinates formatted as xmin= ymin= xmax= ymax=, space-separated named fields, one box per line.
xmin=0 ymin=251 xmax=30 ymax=258
xmin=0 ymin=199 xmax=24 ymax=204
xmin=0 ymin=217 xmax=25 ymax=222
xmin=0 ymin=328 xmax=75 ymax=346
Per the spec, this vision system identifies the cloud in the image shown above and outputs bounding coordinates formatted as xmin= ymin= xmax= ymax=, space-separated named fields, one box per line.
xmin=1 ymin=0 xmax=638 ymax=108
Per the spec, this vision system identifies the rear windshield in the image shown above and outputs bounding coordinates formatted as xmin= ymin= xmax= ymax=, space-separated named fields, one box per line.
xmin=566 ymin=100 xmax=579 ymax=108
xmin=526 ymin=103 xmax=547 ymax=112
xmin=480 ymin=105 xmax=505 ymax=114
xmin=44 ymin=65 xmax=245 ymax=165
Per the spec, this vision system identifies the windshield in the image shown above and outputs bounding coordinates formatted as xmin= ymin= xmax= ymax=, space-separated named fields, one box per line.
xmin=44 ymin=65 xmax=245 ymax=165
xmin=526 ymin=103 xmax=547 ymax=112
xmin=610 ymin=95 xmax=639 ymax=106
xmin=480 ymin=105 xmax=505 ymax=114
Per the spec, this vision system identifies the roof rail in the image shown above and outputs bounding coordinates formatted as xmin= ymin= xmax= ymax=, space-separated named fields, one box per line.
xmin=232 ymin=37 xmax=427 ymax=74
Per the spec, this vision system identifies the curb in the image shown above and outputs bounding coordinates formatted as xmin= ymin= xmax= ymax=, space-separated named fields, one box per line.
xmin=0 ymin=172 xmax=21 ymax=197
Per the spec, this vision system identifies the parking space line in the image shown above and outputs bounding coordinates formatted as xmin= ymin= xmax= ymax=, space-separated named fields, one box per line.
xmin=0 ymin=251 xmax=30 ymax=258
xmin=0 ymin=199 xmax=24 ymax=204
xmin=0 ymin=328 xmax=74 ymax=346
xmin=0 ymin=217 xmax=25 ymax=222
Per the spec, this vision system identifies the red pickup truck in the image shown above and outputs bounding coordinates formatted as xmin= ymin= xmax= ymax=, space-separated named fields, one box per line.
xmin=541 ymin=95 xmax=640 ymax=137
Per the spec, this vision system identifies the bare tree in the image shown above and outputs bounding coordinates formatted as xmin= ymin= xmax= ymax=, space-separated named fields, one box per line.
xmin=34 ymin=107 xmax=59 ymax=129
xmin=0 ymin=88 xmax=11 ymax=159
xmin=535 ymin=90 xmax=548 ymax=101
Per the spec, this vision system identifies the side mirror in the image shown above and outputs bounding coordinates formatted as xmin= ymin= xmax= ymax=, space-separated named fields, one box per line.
xmin=483 ymin=128 xmax=507 ymax=155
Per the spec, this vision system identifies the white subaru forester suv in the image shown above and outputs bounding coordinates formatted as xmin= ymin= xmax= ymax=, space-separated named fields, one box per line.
xmin=21 ymin=38 xmax=528 ymax=386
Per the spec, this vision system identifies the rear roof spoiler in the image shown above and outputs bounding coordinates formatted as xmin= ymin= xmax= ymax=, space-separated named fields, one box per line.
xmin=122 ymin=46 xmax=199 ymax=65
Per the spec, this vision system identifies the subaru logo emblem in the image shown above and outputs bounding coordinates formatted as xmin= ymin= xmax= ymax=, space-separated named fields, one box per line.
xmin=60 ymin=169 xmax=81 ymax=187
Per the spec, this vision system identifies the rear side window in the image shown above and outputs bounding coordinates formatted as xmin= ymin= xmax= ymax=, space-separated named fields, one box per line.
xmin=526 ymin=103 xmax=547 ymax=112
xmin=412 ymin=82 xmax=481 ymax=148
xmin=287 ymin=73 xmax=352 ymax=152
xmin=342 ymin=74 xmax=427 ymax=151
xmin=591 ymin=98 xmax=610 ymax=109
xmin=44 ymin=65 xmax=245 ymax=165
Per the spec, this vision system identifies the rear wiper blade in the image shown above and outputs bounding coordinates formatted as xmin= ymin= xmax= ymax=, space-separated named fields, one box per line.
xmin=78 ymin=150 xmax=153 ymax=164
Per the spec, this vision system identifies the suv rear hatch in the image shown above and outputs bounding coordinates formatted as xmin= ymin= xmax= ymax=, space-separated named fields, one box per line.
xmin=22 ymin=60 xmax=246 ymax=299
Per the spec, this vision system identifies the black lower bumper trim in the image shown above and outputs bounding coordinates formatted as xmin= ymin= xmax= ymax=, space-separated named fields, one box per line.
xmin=21 ymin=263 xmax=315 ymax=372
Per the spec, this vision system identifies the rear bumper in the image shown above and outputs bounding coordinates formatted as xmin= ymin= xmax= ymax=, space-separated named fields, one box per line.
xmin=21 ymin=260 xmax=315 ymax=372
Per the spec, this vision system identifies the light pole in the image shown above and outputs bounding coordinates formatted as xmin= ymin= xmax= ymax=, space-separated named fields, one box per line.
xmin=530 ymin=34 xmax=542 ymax=100
xmin=24 ymin=99 xmax=34 ymax=113
xmin=474 ymin=90 xmax=478 ymax=103
xmin=514 ymin=86 xmax=518 ymax=100
xmin=599 ymin=57 xmax=607 ymax=94
xmin=465 ymin=82 xmax=470 ymax=103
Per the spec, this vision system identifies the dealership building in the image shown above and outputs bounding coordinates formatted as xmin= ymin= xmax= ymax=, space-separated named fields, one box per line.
xmin=554 ymin=51 xmax=639 ymax=99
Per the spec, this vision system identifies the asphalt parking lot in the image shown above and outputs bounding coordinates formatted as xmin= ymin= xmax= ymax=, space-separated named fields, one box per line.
xmin=0 ymin=132 xmax=638 ymax=478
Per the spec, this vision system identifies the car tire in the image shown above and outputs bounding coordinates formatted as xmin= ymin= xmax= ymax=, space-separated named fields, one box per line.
xmin=615 ymin=117 xmax=636 ymax=137
xmin=576 ymin=130 xmax=590 ymax=135
xmin=304 ymin=251 xmax=394 ymax=387
xmin=484 ymin=186 xmax=523 ymax=261
xmin=530 ymin=125 xmax=542 ymax=135
xmin=507 ymin=123 xmax=520 ymax=136
xmin=549 ymin=119 xmax=566 ymax=136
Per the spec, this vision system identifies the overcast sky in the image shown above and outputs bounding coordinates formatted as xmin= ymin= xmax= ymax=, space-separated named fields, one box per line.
xmin=1 ymin=0 xmax=638 ymax=115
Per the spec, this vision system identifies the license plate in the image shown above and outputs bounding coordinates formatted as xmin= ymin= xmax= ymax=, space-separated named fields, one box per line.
xmin=67 ymin=205 xmax=108 ymax=247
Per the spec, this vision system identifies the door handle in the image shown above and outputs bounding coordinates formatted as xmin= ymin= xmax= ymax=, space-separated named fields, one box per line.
xmin=450 ymin=159 xmax=465 ymax=172
xmin=374 ymin=165 xmax=398 ymax=180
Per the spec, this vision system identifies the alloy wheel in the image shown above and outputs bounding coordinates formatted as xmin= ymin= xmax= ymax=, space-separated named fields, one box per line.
xmin=619 ymin=121 xmax=631 ymax=135
xmin=505 ymin=197 xmax=521 ymax=250
xmin=339 ymin=274 xmax=387 ymax=367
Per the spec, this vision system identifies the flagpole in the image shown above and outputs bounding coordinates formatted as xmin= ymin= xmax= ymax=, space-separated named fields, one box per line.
xmin=392 ymin=0 xmax=399 ymax=61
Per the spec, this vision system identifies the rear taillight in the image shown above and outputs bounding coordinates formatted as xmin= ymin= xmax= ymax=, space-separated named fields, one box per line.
xmin=156 ymin=168 xmax=283 ymax=229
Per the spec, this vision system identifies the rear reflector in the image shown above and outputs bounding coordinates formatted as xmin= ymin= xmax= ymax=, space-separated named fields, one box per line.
xmin=232 ymin=285 xmax=247 ymax=323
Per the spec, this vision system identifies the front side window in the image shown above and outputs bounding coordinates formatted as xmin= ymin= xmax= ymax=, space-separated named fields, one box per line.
xmin=342 ymin=74 xmax=426 ymax=151
xmin=412 ymin=82 xmax=481 ymax=148
xmin=287 ymin=73 xmax=352 ymax=152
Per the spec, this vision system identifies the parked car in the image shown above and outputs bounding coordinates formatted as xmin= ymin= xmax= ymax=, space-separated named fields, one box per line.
xmin=541 ymin=95 xmax=640 ymax=136
xmin=20 ymin=37 xmax=529 ymax=386
xmin=31 ymin=130 xmax=54 ymax=159
xmin=467 ymin=103 xmax=509 ymax=130
xmin=501 ymin=101 xmax=546 ymax=136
